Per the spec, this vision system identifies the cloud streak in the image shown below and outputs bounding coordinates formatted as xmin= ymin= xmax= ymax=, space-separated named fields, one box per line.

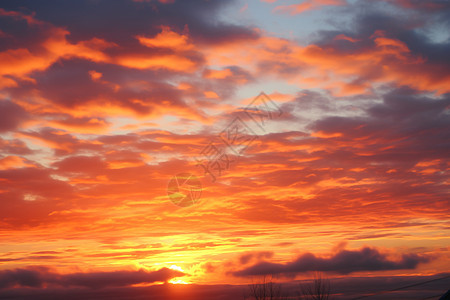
xmin=0 ymin=267 xmax=184 ymax=289
xmin=0 ymin=0 xmax=449 ymax=297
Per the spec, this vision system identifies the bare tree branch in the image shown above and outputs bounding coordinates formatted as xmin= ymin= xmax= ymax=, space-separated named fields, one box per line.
xmin=298 ymin=272 xmax=332 ymax=300
xmin=244 ymin=275 xmax=289 ymax=300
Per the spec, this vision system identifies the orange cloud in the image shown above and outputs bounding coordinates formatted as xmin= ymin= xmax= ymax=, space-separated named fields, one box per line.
xmin=0 ymin=156 xmax=35 ymax=170
xmin=1 ymin=1 xmax=449 ymax=294
xmin=0 ymin=13 xmax=200 ymax=90
xmin=123 ymin=27 xmax=199 ymax=71
xmin=274 ymin=0 xmax=346 ymax=15
xmin=203 ymin=91 xmax=219 ymax=99
xmin=204 ymin=29 xmax=450 ymax=96
xmin=203 ymin=68 xmax=233 ymax=79
xmin=0 ymin=14 xmax=115 ymax=87
xmin=88 ymin=70 xmax=103 ymax=81
xmin=137 ymin=26 xmax=192 ymax=50
xmin=116 ymin=54 xmax=196 ymax=71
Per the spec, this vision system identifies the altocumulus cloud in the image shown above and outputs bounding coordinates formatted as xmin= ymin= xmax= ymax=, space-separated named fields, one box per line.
xmin=233 ymin=247 xmax=432 ymax=276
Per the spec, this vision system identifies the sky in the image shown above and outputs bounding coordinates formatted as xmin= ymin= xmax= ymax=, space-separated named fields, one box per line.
xmin=0 ymin=0 xmax=449 ymax=299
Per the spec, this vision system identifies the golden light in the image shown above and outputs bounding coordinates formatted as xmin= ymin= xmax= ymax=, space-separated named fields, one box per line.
xmin=169 ymin=279 xmax=189 ymax=285
xmin=168 ymin=265 xmax=190 ymax=285
xmin=168 ymin=265 xmax=184 ymax=272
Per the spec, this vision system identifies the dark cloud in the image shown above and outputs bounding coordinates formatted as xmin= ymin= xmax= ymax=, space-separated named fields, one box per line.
xmin=312 ymin=89 xmax=450 ymax=164
xmin=0 ymin=8 xmax=54 ymax=53
xmin=0 ymin=100 xmax=28 ymax=132
xmin=32 ymin=59 xmax=116 ymax=108
xmin=61 ymin=268 xmax=184 ymax=289
xmin=308 ymin=1 xmax=450 ymax=93
xmin=27 ymin=58 xmax=195 ymax=115
xmin=383 ymin=0 xmax=450 ymax=12
xmin=0 ymin=268 xmax=43 ymax=289
xmin=353 ymin=1 xmax=449 ymax=62
xmin=233 ymin=247 xmax=432 ymax=276
xmin=239 ymin=251 xmax=274 ymax=265
xmin=0 ymin=267 xmax=184 ymax=289
xmin=0 ymin=0 xmax=258 ymax=45
xmin=0 ymin=0 xmax=257 ymax=119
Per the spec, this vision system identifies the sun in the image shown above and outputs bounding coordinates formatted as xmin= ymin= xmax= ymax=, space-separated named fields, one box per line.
xmin=169 ymin=279 xmax=189 ymax=285
xmin=168 ymin=265 xmax=190 ymax=285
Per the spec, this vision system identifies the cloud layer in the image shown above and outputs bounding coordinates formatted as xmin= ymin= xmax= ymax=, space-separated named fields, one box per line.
xmin=0 ymin=267 xmax=184 ymax=289
xmin=233 ymin=247 xmax=432 ymax=276
xmin=0 ymin=0 xmax=449 ymax=298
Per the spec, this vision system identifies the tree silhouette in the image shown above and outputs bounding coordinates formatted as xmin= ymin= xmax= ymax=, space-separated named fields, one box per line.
xmin=298 ymin=272 xmax=332 ymax=300
xmin=243 ymin=275 xmax=289 ymax=300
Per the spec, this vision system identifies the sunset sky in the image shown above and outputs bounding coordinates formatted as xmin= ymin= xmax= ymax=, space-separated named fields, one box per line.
xmin=0 ymin=0 xmax=449 ymax=299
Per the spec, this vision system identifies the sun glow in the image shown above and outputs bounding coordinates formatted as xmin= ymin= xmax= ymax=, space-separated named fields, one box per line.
xmin=168 ymin=265 xmax=190 ymax=284
xmin=168 ymin=265 xmax=184 ymax=273
xmin=169 ymin=279 xmax=189 ymax=285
